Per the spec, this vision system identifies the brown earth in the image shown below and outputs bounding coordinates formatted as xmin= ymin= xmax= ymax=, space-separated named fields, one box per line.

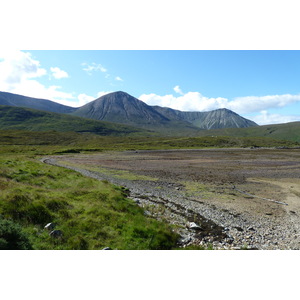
xmin=46 ymin=148 xmax=300 ymax=249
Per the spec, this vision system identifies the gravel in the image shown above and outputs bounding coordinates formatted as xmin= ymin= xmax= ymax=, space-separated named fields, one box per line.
xmin=41 ymin=155 xmax=300 ymax=250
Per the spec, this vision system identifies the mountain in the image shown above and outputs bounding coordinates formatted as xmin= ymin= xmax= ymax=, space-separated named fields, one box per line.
xmin=72 ymin=91 xmax=258 ymax=131
xmin=73 ymin=91 xmax=168 ymax=125
xmin=0 ymin=91 xmax=76 ymax=114
xmin=152 ymin=106 xmax=258 ymax=129
xmin=0 ymin=90 xmax=258 ymax=133
xmin=72 ymin=91 xmax=201 ymax=134
xmin=0 ymin=105 xmax=150 ymax=136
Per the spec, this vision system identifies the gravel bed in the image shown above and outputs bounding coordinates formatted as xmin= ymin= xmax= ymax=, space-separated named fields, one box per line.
xmin=41 ymin=156 xmax=300 ymax=250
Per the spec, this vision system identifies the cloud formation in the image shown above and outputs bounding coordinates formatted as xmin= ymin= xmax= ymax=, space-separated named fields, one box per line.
xmin=139 ymin=91 xmax=228 ymax=112
xmin=228 ymin=94 xmax=300 ymax=114
xmin=115 ymin=76 xmax=123 ymax=81
xmin=139 ymin=90 xmax=300 ymax=114
xmin=173 ymin=85 xmax=184 ymax=95
xmin=139 ymin=88 xmax=300 ymax=125
xmin=75 ymin=91 xmax=113 ymax=107
xmin=251 ymin=110 xmax=300 ymax=125
xmin=0 ymin=50 xmax=73 ymax=102
xmin=50 ymin=67 xmax=69 ymax=79
xmin=82 ymin=62 xmax=107 ymax=74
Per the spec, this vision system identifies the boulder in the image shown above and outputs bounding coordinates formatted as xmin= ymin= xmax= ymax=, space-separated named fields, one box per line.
xmin=44 ymin=222 xmax=55 ymax=231
xmin=49 ymin=230 xmax=63 ymax=238
xmin=187 ymin=222 xmax=202 ymax=230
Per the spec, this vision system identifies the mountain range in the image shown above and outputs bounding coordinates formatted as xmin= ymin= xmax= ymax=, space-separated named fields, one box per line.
xmin=0 ymin=91 xmax=258 ymax=133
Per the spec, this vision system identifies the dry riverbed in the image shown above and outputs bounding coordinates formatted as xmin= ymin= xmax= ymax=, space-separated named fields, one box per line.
xmin=42 ymin=148 xmax=300 ymax=249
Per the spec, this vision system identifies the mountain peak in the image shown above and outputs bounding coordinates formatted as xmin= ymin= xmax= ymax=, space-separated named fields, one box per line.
xmin=0 ymin=90 xmax=258 ymax=133
xmin=73 ymin=90 xmax=169 ymax=126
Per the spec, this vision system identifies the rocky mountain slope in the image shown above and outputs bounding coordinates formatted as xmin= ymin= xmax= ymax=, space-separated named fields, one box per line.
xmin=153 ymin=106 xmax=258 ymax=130
xmin=0 ymin=90 xmax=258 ymax=132
xmin=0 ymin=91 xmax=76 ymax=114
xmin=0 ymin=105 xmax=149 ymax=136
xmin=73 ymin=91 xmax=169 ymax=125
xmin=72 ymin=91 xmax=258 ymax=130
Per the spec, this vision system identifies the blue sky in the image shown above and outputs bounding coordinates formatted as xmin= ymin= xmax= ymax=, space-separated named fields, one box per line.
xmin=1 ymin=50 xmax=300 ymax=125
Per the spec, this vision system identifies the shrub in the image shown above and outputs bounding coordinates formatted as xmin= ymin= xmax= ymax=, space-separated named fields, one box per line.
xmin=0 ymin=216 xmax=33 ymax=250
xmin=1 ymin=194 xmax=53 ymax=225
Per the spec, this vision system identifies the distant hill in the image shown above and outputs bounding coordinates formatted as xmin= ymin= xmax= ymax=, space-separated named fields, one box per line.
xmin=0 ymin=91 xmax=76 ymax=114
xmin=195 ymin=121 xmax=300 ymax=142
xmin=0 ymin=105 xmax=150 ymax=136
xmin=153 ymin=106 xmax=258 ymax=129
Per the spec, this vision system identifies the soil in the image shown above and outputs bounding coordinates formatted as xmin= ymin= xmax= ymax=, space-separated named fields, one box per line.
xmin=42 ymin=147 xmax=300 ymax=249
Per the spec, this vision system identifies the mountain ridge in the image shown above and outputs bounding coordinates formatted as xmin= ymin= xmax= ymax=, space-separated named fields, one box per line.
xmin=72 ymin=91 xmax=258 ymax=131
xmin=0 ymin=91 xmax=76 ymax=114
xmin=0 ymin=105 xmax=151 ymax=136
xmin=0 ymin=90 xmax=258 ymax=132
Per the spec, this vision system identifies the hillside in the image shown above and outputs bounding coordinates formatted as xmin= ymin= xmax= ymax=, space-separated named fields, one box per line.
xmin=0 ymin=91 xmax=76 ymax=114
xmin=0 ymin=91 xmax=258 ymax=134
xmin=153 ymin=107 xmax=258 ymax=129
xmin=72 ymin=91 xmax=257 ymax=132
xmin=195 ymin=121 xmax=300 ymax=142
xmin=0 ymin=105 xmax=151 ymax=136
xmin=72 ymin=91 xmax=202 ymax=134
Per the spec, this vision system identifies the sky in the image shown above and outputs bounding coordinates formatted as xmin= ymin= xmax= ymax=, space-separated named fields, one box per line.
xmin=1 ymin=50 xmax=300 ymax=125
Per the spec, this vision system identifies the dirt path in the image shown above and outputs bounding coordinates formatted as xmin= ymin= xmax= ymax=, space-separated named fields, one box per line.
xmin=41 ymin=148 xmax=300 ymax=249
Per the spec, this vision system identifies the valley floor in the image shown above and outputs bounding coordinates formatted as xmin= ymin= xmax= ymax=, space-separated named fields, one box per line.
xmin=44 ymin=148 xmax=300 ymax=249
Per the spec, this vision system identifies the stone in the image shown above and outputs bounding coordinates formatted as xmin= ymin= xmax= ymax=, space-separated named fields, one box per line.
xmin=187 ymin=222 xmax=202 ymax=230
xmin=49 ymin=230 xmax=63 ymax=238
xmin=234 ymin=226 xmax=244 ymax=232
xmin=44 ymin=222 xmax=55 ymax=231
xmin=133 ymin=198 xmax=141 ymax=204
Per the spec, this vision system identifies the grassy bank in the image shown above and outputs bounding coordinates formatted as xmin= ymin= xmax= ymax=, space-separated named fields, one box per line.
xmin=1 ymin=130 xmax=299 ymax=250
xmin=0 ymin=154 xmax=178 ymax=250
xmin=1 ymin=130 xmax=299 ymax=156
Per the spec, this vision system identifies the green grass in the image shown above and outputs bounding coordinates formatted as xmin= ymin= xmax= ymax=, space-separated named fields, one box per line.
xmin=0 ymin=130 xmax=298 ymax=158
xmin=0 ymin=155 xmax=178 ymax=250
xmin=1 ymin=128 xmax=299 ymax=250
xmin=0 ymin=105 xmax=152 ymax=137
xmin=195 ymin=121 xmax=300 ymax=142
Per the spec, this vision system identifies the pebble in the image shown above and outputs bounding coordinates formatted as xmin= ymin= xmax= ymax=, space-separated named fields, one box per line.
xmin=43 ymin=157 xmax=300 ymax=250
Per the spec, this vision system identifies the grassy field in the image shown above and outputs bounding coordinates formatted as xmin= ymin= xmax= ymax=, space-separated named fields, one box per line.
xmin=0 ymin=130 xmax=298 ymax=156
xmin=0 ymin=105 xmax=152 ymax=137
xmin=0 ymin=153 xmax=178 ymax=249
xmin=195 ymin=121 xmax=300 ymax=142
xmin=1 ymin=129 xmax=299 ymax=250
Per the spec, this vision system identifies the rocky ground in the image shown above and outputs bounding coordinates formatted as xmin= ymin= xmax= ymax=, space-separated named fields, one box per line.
xmin=42 ymin=148 xmax=300 ymax=250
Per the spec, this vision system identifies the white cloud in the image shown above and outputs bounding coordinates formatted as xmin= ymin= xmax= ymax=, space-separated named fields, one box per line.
xmin=173 ymin=85 xmax=184 ymax=95
xmin=139 ymin=92 xmax=228 ymax=112
xmin=227 ymin=94 xmax=300 ymax=114
xmin=77 ymin=93 xmax=95 ymax=106
xmin=139 ymin=90 xmax=300 ymax=116
xmin=0 ymin=50 xmax=46 ymax=88
xmin=50 ymin=67 xmax=69 ymax=79
xmin=69 ymin=91 xmax=112 ymax=108
xmin=82 ymin=62 xmax=107 ymax=74
xmin=0 ymin=50 xmax=74 ymax=102
xmin=115 ymin=76 xmax=123 ymax=81
xmin=251 ymin=110 xmax=300 ymax=125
